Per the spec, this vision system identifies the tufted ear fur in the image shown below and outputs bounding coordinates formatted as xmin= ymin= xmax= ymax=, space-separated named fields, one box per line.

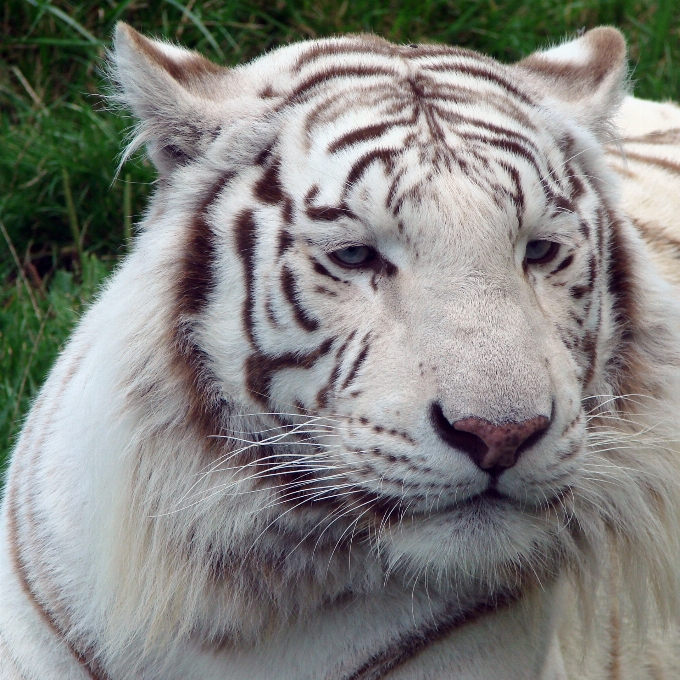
xmin=112 ymin=23 xmax=237 ymax=175
xmin=517 ymin=27 xmax=628 ymax=141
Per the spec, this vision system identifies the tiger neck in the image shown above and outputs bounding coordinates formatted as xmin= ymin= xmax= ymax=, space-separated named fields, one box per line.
xmin=191 ymin=576 xmax=567 ymax=680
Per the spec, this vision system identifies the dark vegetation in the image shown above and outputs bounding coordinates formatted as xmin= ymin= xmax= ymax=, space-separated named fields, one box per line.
xmin=1 ymin=0 xmax=679 ymax=465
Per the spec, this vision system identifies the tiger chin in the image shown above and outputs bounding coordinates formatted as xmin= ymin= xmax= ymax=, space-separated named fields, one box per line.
xmin=3 ymin=23 xmax=680 ymax=680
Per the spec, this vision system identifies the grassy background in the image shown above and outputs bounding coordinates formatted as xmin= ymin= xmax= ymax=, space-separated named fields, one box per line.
xmin=1 ymin=0 xmax=679 ymax=467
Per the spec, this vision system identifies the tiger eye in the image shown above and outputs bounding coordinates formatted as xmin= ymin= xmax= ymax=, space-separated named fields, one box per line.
xmin=525 ymin=240 xmax=559 ymax=265
xmin=329 ymin=246 xmax=377 ymax=268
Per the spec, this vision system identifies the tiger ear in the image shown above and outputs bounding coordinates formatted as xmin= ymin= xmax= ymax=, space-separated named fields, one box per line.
xmin=111 ymin=23 xmax=230 ymax=174
xmin=517 ymin=27 xmax=628 ymax=140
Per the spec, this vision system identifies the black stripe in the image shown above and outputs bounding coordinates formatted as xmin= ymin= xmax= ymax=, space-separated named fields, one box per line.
xmin=312 ymin=258 xmax=342 ymax=282
xmin=294 ymin=40 xmax=395 ymax=71
xmin=550 ymin=254 xmax=574 ymax=275
xmin=316 ymin=331 xmax=356 ymax=407
xmin=341 ymin=336 xmax=370 ymax=390
xmin=305 ymin=185 xmax=355 ymax=222
xmin=245 ymin=338 xmax=334 ymax=403
xmin=254 ymin=160 xmax=285 ymax=204
xmin=424 ymin=62 xmax=533 ymax=104
xmin=289 ymin=66 xmax=398 ymax=103
xmin=278 ymin=229 xmax=294 ymax=257
xmin=465 ymin=133 xmax=542 ymax=177
xmin=345 ymin=149 xmax=397 ymax=192
xmin=497 ymin=161 xmax=525 ymax=218
xmin=177 ymin=172 xmax=235 ymax=317
xmin=234 ymin=210 xmax=259 ymax=345
xmin=328 ymin=121 xmax=397 ymax=154
xmin=281 ymin=265 xmax=319 ymax=332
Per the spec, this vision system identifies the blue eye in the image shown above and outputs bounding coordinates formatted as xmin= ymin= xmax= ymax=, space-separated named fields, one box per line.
xmin=329 ymin=245 xmax=376 ymax=268
xmin=525 ymin=240 xmax=559 ymax=264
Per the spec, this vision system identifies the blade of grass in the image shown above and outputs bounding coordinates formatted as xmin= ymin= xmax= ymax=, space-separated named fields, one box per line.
xmin=61 ymin=168 xmax=83 ymax=268
xmin=11 ymin=303 xmax=51 ymax=423
xmin=10 ymin=66 xmax=44 ymax=109
xmin=650 ymin=0 xmax=673 ymax=66
xmin=161 ymin=0 xmax=224 ymax=60
xmin=23 ymin=0 xmax=104 ymax=47
xmin=0 ymin=219 xmax=42 ymax=322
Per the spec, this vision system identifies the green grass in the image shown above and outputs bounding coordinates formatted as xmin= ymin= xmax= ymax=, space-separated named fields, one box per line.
xmin=1 ymin=0 xmax=680 ymax=467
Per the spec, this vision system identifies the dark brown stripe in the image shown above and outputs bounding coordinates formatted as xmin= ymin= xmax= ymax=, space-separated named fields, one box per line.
xmin=278 ymin=229 xmax=294 ymax=257
xmin=340 ymin=336 xmax=370 ymax=391
xmin=177 ymin=172 xmax=235 ymax=317
xmin=581 ymin=329 xmax=598 ymax=387
xmin=341 ymin=589 xmax=523 ymax=680
xmin=606 ymin=207 xmax=635 ymax=333
xmin=6 ymin=454 xmax=109 ymax=680
xmin=550 ymin=254 xmax=574 ymax=275
xmin=466 ymin=133 xmax=542 ymax=177
xmin=280 ymin=265 xmax=319 ymax=332
xmin=312 ymin=258 xmax=343 ymax=282
xmin=316 ymin=331 xmax=356 ymax=407
xmin=570 ymin=285 xmax=590 ymax=299
xmin=497 ymin=161 xmax=525 ymax=217
xmin=424 ymin=61 xmax=533 ymax=104
xmin=634 ymin=218 xmax=680 ymax=258
xmin=314 ymin=285 xmax=337 ymax=297
xmin=234 ymin=209 xmax=259 ymax=345
xmin=294 ymin=39 xmax=395 ymax=71
xmin=328 ymin=122 xmax=396 ymax=154
xmin=173 ymin=323 xmax=232 ymax=445
xmin=345 ymin=149 xmax=397 ymax=192
xmin=245 ymin=338 xmax=334 ymax=403
xmin=289 ymin=66 xmax=398 ymax=103
xmin=168 ymin=205 xmax=251 ymax=450
xmin=432 ymin=108 xmax=540 ymax=146
xmin=553 ymin=195 xmax=575 ymax=215
xmin=305 ymin=185 xmax=355 ymax=222
xmin=624 ymin=150 xmax=680 ymax=176
xmin=620 ymin=129 xmax=680 ymax=145
xmin=254 ymin=160 xmax=286 ymax=204
xmin=565 ymin=161 xmax=586 ymax=200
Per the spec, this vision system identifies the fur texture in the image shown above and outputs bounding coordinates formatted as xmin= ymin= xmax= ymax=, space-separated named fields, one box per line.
xmin=2 ymin=25 xmax=680 ymax=679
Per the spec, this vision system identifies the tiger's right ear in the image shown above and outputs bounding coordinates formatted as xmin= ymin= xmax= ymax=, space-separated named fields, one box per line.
xmin=111 ymin=23 xmax=231 ymax=175
xmin=517 ymin=27 xmax=628 ymax=141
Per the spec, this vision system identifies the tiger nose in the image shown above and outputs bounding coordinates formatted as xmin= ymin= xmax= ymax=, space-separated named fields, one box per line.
xmin=452 ymin=416 xmax=550 ymax=470
xmin=430 ymin=404 xmax=550 ymax=472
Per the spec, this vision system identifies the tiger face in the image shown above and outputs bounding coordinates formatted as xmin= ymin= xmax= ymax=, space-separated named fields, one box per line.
xmin=114 ymin=25 xmax=651 ymax=586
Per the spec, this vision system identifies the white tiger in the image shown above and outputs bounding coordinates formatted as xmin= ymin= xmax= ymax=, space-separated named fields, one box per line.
xmin=2 ymin=23 xmax=680 ymax=680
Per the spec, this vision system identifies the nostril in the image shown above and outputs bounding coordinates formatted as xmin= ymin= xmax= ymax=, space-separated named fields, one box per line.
xmin=430 ymin=403 xmax=550 ymax=472
xmin=430 ymin=403 xmax=488 ymax=462
xmin=454 ymin=415 xmax=550 ymax=470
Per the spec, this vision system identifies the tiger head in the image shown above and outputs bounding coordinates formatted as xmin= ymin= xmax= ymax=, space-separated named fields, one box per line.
xmin=111 ymin=25 xmax=680 ymax=615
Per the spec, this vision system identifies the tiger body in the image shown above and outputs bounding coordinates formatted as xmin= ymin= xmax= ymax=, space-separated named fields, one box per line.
xmin=2 ymin=25 xmax=680 ymax=679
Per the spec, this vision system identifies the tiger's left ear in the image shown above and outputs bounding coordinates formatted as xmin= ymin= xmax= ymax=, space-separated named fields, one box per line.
xmin=111 ymin=23 xmax=271 ymax=176
xmin=517 ymin=27 xmax=628 ymax=140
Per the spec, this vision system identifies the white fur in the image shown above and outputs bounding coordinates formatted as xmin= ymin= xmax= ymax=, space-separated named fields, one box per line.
xmin=2 ymin=26 xmax=680 ymax=679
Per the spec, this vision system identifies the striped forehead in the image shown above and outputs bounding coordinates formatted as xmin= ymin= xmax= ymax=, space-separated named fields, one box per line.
xmin=269 ymin=38 xmax=570 ymax=230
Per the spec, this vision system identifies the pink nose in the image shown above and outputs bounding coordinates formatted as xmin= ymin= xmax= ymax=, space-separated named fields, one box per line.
xmin=453 ymin=416 xmax=550 ymax=470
